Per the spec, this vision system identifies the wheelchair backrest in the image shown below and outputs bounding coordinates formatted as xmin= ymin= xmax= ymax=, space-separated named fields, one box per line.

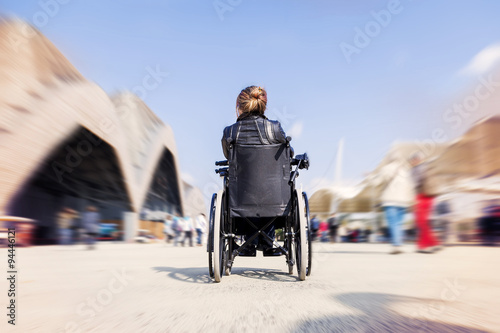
xmin=228 ymin=143 xmax=291 ymax=218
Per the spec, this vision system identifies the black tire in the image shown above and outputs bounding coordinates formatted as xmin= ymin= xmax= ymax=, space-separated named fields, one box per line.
xmin=286 ymin=229 xmax=294 ymax=275
xmin=303 ymin=192 xmax=312 ymax=276
xmin=207 ymin=194 xmax=216 ymax=278
xmin=295 ymin=190 xmax=307 ymax=281
xmin=213 ymin=190 xmax=225 ymax=282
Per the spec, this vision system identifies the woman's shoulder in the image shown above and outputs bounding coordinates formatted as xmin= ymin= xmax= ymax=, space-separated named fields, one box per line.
xmin=264 ymin=117 xmax=281 ymax=125
xmin=264 ymin=118 xmax=287 ymax=140
xmin=222 ymin=122 xmax=237 ymax=137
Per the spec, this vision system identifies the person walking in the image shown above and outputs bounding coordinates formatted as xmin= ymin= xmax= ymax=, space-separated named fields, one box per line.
xmin=327 ymin=213 xmax=339 ymax=243
xmin=370 ymin=152 xmax=415 ymax=254
xmin=195 ymin=213 xmax=207 ymax=246
xmin=410 ymin=153 xmax=440 ymax=253
xmin=338 ymin=224 xmax=348 ymax=243
xmin=319 ymin=220 xmax=329 ymax=242
xmin=173 ymin=215 xmax=183 ymax=246
xmin=81 ymin=205 xmax=101 ymax=250
xmin=56 ymin=207 xmax=74 ymax=245
xmin=181 ymin=216 xmax=194 ymax=247
xmin=311 ymin=215 xmax=320 ymax=241
xmin=434 ymin=198 xmax=452 ymax=245
xmin=69 ymin=209 xmax=81 ymax=244
xmin=163 ymin=215 xmax=175 ymax=244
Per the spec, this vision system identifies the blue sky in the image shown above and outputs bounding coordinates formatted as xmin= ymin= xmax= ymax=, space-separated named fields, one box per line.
xmin=3 ymin=0 xmax=500 ymax=197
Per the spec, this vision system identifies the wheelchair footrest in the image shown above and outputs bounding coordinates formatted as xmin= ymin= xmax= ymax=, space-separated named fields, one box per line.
xmin=263 ymin=248 xmax=284 ymax=257
xmin=237 ymin=247 xmax=256 ymax=257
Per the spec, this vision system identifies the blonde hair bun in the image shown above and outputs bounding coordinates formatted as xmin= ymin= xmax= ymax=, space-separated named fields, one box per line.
xmin=236 ymin=85 xmax=267 ymax=115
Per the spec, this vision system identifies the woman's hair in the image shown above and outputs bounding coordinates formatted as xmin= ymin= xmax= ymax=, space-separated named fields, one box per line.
xmin=236 ymin=85 xmax=267 ymax=115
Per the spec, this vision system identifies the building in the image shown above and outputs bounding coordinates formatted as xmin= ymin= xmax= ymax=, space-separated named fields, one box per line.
xmin=0 ymin=19 xmax=198 ymax=243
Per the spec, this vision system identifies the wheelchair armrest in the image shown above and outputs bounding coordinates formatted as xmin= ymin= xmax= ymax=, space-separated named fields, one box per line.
xmin=215 ymin=167 xmax=228 ymax=176
xmin=292 ymin=153 xmax=309 ymax=170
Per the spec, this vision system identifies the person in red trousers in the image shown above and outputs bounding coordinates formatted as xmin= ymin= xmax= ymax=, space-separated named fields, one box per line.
xmin=410 ymin=153 xmax=441 ymax=253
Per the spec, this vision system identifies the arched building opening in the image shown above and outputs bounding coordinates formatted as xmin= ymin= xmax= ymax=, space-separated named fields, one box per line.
xmin=7 ymin=127 xmax=132 ymax=244
xmin=141 ymin=148 xmax=182 ymax=219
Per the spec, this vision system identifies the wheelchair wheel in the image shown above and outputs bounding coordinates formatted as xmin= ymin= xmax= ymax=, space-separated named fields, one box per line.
xmin=295 ymin=189 xmax=308 ymax=281
xmin=303 ymin=192 xmax=312 ymax=276
xmin=213 ymin=190 xmax=225 ymax=283
xmin=207 ymin=193 xmax=216 ymax=278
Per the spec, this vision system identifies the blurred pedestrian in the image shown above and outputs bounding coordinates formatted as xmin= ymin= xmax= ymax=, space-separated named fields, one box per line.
xmin=194 ymin=213 xmax=207 ymax=246
xmin=338 ymin=224 xmax=348 ymax=242
xmin=410 ymin=153 xmax=440 ymax=253
xmin=181 ymin=216 xmax=194 ymax=247
xmin=163 ymin=215 xmax=175 ymax=244
xmin=69 ymin=209 xmax=81 ymax=244
xmin=365 ymin=227 xmax=373 ymax=243
xmin=478 ymin=204 xmax=500 ymax=246
xmin=434 ymin=199 xmax=452 ymax=245
xmin=173 ymin=215 xmax=182 ymax=246
xmin=327 ymin=213 xmax=339 ymax=243
xmin=56 ymin=207 xmax=74 ymax=245
xmin=349 ymin=229 xmax=360 ymax=243
xmin=311 ymin=215 xmax=320 ymax=241
xmin=370 ymin=152 xmax=414 ymax=254
xmin=319 ymin=220 xmax=329 ymax=242
xmin=81 ymin=205 xmax=101 ymax=250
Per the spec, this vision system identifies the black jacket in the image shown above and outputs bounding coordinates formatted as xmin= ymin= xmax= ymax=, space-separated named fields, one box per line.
xmin=221 ymin=113 xmax=290 ymax=159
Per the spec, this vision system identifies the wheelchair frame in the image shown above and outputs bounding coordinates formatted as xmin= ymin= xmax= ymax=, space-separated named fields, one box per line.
xmin=207 ymin=141 xmax=311 ymax=282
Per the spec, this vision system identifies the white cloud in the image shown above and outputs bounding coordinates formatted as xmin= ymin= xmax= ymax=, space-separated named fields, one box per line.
xmin=288 ymin=121 xmax=303 ymax=139
xmin=460 ymin=43 xmax=500 ymax=76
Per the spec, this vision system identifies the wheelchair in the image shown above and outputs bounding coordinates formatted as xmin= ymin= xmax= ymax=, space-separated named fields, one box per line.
xmin=207 ymin=137 xmax=311 ymax=282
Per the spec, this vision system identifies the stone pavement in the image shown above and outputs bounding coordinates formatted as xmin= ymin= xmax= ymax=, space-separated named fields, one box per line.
xmin=2 ymin=242 xmax=500 ymax=332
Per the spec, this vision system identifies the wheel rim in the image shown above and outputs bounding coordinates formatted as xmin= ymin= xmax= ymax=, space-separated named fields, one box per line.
xmin=303 ymin=192 xmax=312 ymax=276
xmin=208 ymin=194 xmax=216 ymax=278
xmin=286 ymin=228 xmax=294 ymax=274
xmin=294 ymin=196 xmax=301 ymax=277
xmin=213 ymin=190 xmax=225 ymax=282
xmin=295 ymin=190 xmax=307 ymax=281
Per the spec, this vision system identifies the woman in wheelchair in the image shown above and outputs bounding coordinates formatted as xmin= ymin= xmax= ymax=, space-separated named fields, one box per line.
xmin=222 ymin=86 xmax=292 ymax=160
xmin=221 ymin=86 xmax=291 ymax=256
xmin=209 ymin=85 xmax=310 ymax=282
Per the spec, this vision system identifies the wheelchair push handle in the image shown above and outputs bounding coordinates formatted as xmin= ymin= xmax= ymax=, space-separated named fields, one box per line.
xmin=289 ymin=152 xmax=309 ymax=185
xmin=215 ymin=167 xmax=228 ymax=178
xmin=215 ymin=161 xmax=229 ymax=177
xmin=291 ymin=153 xmax=309 ymax=170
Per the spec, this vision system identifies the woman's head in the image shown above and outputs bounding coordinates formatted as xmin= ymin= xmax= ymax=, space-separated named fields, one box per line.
xmin=236 ymin=85 xmax=267 ymax=116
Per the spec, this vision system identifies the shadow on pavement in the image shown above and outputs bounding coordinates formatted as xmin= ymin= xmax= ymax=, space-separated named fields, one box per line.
xmin=152 ymin=266 xmax=298 ymax=284
xmin=152 ymin=266 xmax=212 ymax=284
xmin=232 ymin=267 xmax=298 ymax=282
xmin=292 ymin=292 xmax=488 ymax=333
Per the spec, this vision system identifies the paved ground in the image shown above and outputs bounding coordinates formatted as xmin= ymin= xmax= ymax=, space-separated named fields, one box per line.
xmin=2 ymin=241 xmax=500 ymax=332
